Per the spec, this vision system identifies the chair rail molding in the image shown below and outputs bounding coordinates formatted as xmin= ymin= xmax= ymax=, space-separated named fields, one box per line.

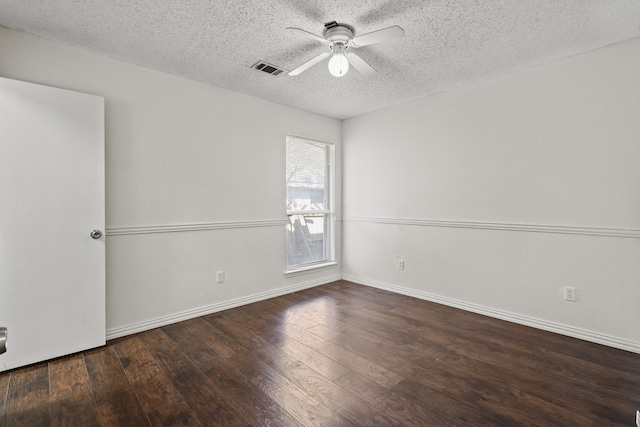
xmin=106 ymin=219 xmax=288 ymax=236
xmin=343 ymin=217 xmax=640 ymax=239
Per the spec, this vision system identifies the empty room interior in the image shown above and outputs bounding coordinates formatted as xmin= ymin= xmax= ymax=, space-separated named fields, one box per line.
xmin=0 ymin=1 xmax=639 ymax=425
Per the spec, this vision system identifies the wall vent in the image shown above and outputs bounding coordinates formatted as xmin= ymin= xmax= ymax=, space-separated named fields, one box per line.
xmin=251 ymin=61 xmax=285 ymax=76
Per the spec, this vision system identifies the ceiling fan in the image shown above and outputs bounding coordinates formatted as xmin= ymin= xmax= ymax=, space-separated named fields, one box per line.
xmin=287 ymin=21 xmax=405 ymax=78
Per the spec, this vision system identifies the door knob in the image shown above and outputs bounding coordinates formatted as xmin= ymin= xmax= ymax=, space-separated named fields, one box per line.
xmin=0 ymin=327 xmax=7 ymax=354
xmin=90 ymin=229 xmax=103 ymax=239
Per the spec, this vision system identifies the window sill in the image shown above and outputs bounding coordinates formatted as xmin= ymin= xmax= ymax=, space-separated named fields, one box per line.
xmin=285 ymin=261 xmax=338 ymax=277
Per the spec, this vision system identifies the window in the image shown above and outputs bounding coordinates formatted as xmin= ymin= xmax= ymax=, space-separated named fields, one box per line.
xmin=286 ymin=136 xmax=334 ymax=269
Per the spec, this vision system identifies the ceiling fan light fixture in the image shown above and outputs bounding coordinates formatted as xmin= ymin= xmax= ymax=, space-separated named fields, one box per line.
xmin=287 ymin=23 xmax=404 ymax=78
xmin=328 ymin=44 xmax=349 ymax=77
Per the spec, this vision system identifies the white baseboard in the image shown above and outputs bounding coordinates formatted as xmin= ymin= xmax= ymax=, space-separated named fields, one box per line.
xmin=107 ymin=272 xmax=640 ymax=354
xmin=342 ymin=274 xmax=640 ymax=354
xmin=106 ymin=274 xmax=341 ymax=340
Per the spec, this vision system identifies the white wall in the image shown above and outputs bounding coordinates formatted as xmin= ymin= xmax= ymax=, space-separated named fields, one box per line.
xmin=343 ymin=37 xmax=640 ymax=352
xmin=3 ymin=24 xmax=638 ymax=353
xmin=0 ymin=27 xmax=342 ymax=337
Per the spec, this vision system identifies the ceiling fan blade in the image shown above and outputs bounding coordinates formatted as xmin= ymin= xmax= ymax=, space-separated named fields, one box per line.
xmin=288 ymin=52 xmax=330 ymax=76
xmin=346 ymin=52 xmax=377 ymax=77
xmin=349 ymin=25 xmax=405 ymax=47
xmin=286 ymin=27 xmax=331 ymax=44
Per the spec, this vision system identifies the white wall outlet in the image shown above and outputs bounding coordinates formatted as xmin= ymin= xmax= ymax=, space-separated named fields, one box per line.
xmin=397 ymin=259 xmax=405 ymax=270
xmin=635 ymin=409 xmax=639 ymax=427
xmin=216 ymin=271 xmax=225 ymax=283
xmin=563 ymin=286 xmax=577 ymax=302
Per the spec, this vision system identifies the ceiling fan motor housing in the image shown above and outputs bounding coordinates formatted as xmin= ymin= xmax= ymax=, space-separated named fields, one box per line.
xmin=324 ymin=24 xmax=354 ymax=44
xmin=287 ymin=21 xmax=404 ymax=77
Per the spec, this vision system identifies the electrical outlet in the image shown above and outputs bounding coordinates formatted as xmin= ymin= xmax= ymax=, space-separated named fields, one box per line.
xmin=563 ymin=286 xmax=576 ymax=302
xmin=216 ymin=271 xmax=225 ymax=283
xmin=635 ymin=409 xmax=639 ymax=427
xmin=397 ymin=260 xmax=405 ymax=270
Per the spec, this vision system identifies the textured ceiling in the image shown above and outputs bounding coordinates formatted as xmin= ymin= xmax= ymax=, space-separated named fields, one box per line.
xmin=1 ymin=0 xmax=640 ymax=119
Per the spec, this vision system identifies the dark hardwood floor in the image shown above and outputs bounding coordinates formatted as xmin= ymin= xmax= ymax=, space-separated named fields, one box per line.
xmin=1 ymin=280 xmax=638 ymax=426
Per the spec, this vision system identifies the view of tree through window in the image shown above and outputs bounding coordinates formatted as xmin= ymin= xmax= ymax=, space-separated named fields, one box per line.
xmin=286 ymin=136 xmax=332 ymax=268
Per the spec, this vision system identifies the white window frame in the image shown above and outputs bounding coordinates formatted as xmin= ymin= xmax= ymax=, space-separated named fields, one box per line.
xmin=285 ymin=135 xmax=335 ymax=273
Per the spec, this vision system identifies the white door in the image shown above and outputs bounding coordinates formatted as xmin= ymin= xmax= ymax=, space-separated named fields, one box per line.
xmin=0 ymin=77 xmax=105 ymax=372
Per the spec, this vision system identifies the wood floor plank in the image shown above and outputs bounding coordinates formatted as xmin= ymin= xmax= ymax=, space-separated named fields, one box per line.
xmin=332 ymin=281 xmax=637 ymax=380
xmin=300 ymin=315 xmax=507 ymax=425
xmin=393 ymin=376 xmax=518 ymax=426
xmin=0 ymin=372 xmax=10 ymax=427
xmin=258 ymin=297 xmax=343 ymax=331
xmin=327 ymin=281 xmax=640 ymax=424
xmin=204 ymin=313 xmax=287 ymax=364
xmin=49 ymin=354 xmax=100 ymax=427
xmin=84 ymin=344 xmax=151 ymax=427
xmin=5 ymin=363 xmax=48 ymax=387
xmin=352 ymin=289 xmax=635 ymax=387
xmin=137 ymin=328 xmax=249 ymax=426
xmin=281 ymin=325 xmax=403 ymax=388
xmin=3 ymin=364 xmax=50 ymax=427
xmin=219 ymin=305 xmax=352 ymax=382
xmin=270 ymin=334 xmax=351 ymax=382
xmin=228 ymin=345 xmax=350 ymax=427
xmin=187 ymin=317 xmax=284 ymax=370
xmin=332 ymin=301 xmax=634 ymax=422
xmin=204 ymin=311 xmax=263 ymax=345
xmin=271 ymin=354 xmax=402 ymax=426
xmin=0 ymin=280 xmax=637 ymax=426
xmin=241 ymin=306 xmax=403 ymax=388
xmin=112 ymin=337 xmax=202 ymax=427
xmin=183 ymin=316 xmax=239 ymax=359
xmin=209 ymin=308 xmax=349 ymax=392
xmin=334 ymin=370 xmax=449 ymax=426
xmin=162 ymin=321 xmax=301 ymax=427
xmin=307 ymin=318 xmax=598 ymax=425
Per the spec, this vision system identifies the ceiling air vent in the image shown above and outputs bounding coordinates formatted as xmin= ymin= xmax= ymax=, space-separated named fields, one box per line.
xmin=251 ymin=61 xmax=285 ymax=76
